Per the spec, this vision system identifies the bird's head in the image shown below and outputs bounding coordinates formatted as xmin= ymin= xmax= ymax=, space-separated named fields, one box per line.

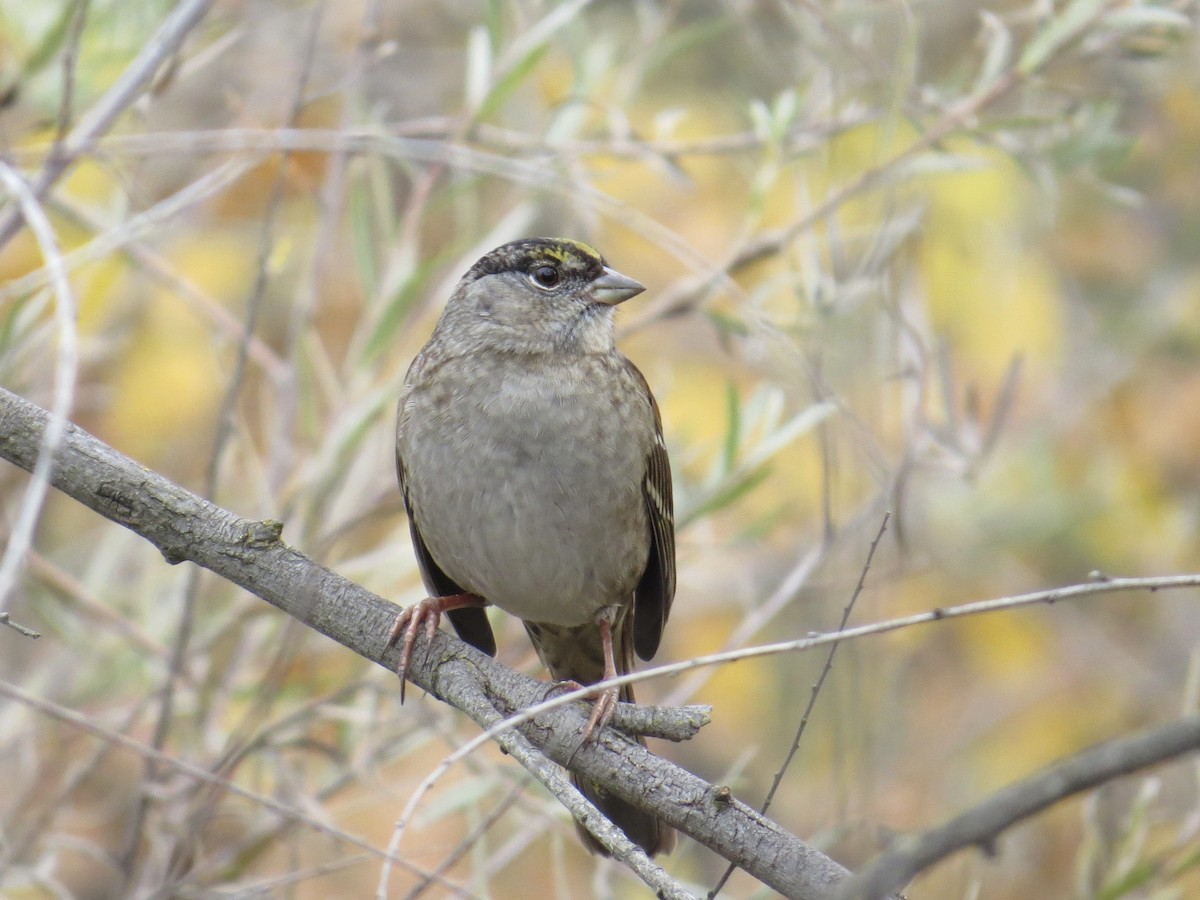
xmin=437 ymin=238 xmax=645 ymax=355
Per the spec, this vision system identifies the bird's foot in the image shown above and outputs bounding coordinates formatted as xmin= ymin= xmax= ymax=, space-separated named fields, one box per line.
xmin=545 ymin=678 xmax=620 ymax=742
xmin=581 ymin=615 xmax=621 ymax=741
xmin=580 ymin=683 xmax=620 ymax=742
xmin=387 ymin=593 xmax=483 ymax=701
xmin=544 ymin=678 xmax=586 ymax=700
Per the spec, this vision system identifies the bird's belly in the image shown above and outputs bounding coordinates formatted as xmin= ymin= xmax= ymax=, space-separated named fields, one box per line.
xmin=407 ymin=393 xmax=649 ymax=624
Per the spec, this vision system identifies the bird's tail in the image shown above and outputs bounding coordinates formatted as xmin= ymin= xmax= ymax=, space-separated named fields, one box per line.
xmin=524 ymin=618 xmax=675 ymax=856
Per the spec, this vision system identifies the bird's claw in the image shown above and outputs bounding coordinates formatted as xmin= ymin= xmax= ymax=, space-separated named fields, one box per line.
xmin=546 ymin=679 xmax=619 ymax=742
xmin=580 ymin=684 xmax=619 ymax=742
xmin=387 ymin=597 xmax=445 ymax=702
xmin=544 ymin=678 xmax=586 ymax=700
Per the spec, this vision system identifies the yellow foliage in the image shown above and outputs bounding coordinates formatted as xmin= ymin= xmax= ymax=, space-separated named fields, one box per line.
xmin=102 ymin=231 xmax=255 ymax=460
xmin=1075 ymin=440 xmax=1191 ymax=568
xmin=1161 ymin=78 xmax=1200 ymax=143
xmin=75 ymin=257 xmax=128 ymax=334
xmin=960 ymin=611 xmax=1050 ymax=684
xmin=0 ymin=229 xmax=42 ymax=283
xmin=170 ymin=230 xmax=256 ymax=298
xmin=650 ymin=357 xmax=735 ymax=448
xmin=818 ymin=120 xmax=919 ymax=232
xmin=973 ymin=686 xmax=1114 ymax=787
xmin=61 ymin=157 xmax=118 ymax=206
xmin=535 ymin=52 xmax=574 ymax=108
xmin=675 ymin=609 xmax=780 ymax=743
xmin=919 ymin=145 xmax=1063 ymax=381
xmin=104 ymin=296 xmax=222 ymax=461
xmin=2 ymin=5 xmax=1197 ymax=898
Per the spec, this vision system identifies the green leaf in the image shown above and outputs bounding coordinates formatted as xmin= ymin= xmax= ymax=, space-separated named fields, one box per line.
xmin=722 ymin=382 xmax=741 ymax=473
xmin=1102 ymin=7 xmax=1192 ymax=32
xmin=1019 ymin=0 xmax=1109 ymax=74
xmin=1167 ymin=843 xmax=1200 ymax=877
xmin=973 ymin=10 xmax=1013 ymax=96
xmin=464 ymin=26 xmax=492 ymax=112
xmin=21 ymin=2 xmax=78 ymax=77
xmin=643 ymin=16 xmax=735 ymax=80
xmin=361 ymin=250 xmax=452 ymax=364
xmin=680 ymin=465 xmax=773 ymax=527
xmin=740 ymin=401 xmax=836 ymax=473
xmin=347 ymin=168 xmax=380 ymax=298
xmin=473 ymin=42 xmax=549 ymax=123
xmin=1096 ymin=860 xmax=1159 ymax=900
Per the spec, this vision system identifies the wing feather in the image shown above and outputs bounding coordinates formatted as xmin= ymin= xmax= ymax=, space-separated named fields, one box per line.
xmin=628 ymin=363 xmax=675 ymax=661
xmin=396 ymin=399 xmax=497 ymax=657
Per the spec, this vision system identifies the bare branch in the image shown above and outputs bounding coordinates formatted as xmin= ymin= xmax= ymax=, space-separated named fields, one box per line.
xmin=0 ymin=164 xmax=77 ymax=617
xmin=834 ymin=716 xmax=1200 ymax=900
xmin=0 ymin=386 xmax=856 ymax=900
xmin=0 ymin=0 xmax=215 ymax=250
xmin=0 ymin=678 xmax=472 ymax=895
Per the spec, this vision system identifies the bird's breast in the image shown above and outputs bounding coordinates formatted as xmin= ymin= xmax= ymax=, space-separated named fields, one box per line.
xmin=402 ymin=356 xmax=651 ymax=624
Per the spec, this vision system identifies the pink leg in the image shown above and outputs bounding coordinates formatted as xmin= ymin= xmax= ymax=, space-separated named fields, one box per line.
xmin=387 ymin=593 xmax=485 ymax=701
xmin=580 ymin=617 xmax=620 ymax=742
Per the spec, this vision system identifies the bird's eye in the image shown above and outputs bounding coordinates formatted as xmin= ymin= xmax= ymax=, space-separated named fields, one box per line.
xmin=530 ymin=265 xmax=560 ymax=289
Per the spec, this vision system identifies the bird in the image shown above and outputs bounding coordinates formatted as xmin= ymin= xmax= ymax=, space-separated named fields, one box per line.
xmin=388 ymin=237 xmax=676 ymax=856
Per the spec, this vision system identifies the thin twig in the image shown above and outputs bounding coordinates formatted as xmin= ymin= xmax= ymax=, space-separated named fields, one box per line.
xmin=52 ymin=0 xmax=91 ymax=143
xmin=0 ymin=386 xmax=856 ymax=899
xmin=38 ymin=183 xmax=287 ymax=380
xmin=0 ymin=693 xmax=153 ymax=871
xmin=0 ymin=678 xmax=473 ymax=895
xmin=0 ymin=0 xmax=214 ymax=250
xmin=833 ymin=716 xmax=1200 ymax=900
xmin=663 ymin=541 xmax=824 ymax=708
xmin=26 ymin=550 xmax=173 ymax=663
xmin=374 ymin=570 xmax=1200 ymax=778
xmin=123 ymin=3 xmax=330 ymax=884
xmin=0 ymin=611 xmax=39 ymax=638
xmin=10 ymin=114 xmax=871 ymax=165
xmin=380 ymin=670 xmax=697 ymax=900
xmin=708 ymin=512 xmax=890 ymax=899
xmin=402 ymin=776 xmax=534 ymax=900
xmin=0 ymin=164 xmax=77 ymax=617
xmin=8 ymin=127 xmax=745 ymax=308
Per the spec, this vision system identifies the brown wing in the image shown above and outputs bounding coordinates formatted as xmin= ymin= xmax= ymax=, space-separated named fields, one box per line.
xmin=628 ymin=362 xmax=676 ymax=661
xmin=396 ymin=429 xmax=497 ymax=657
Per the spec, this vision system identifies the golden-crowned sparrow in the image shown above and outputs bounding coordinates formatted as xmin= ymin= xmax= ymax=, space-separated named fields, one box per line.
xmin=388 ymin=237 xmax=675 ymax=856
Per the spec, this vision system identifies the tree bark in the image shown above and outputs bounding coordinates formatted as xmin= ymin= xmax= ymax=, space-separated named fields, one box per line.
xmin=0 ymin=386 xmax=859 ymax=900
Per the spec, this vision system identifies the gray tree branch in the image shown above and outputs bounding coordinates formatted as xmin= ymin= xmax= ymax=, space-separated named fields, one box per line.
xmin=834 ymin=716 xmax=1200 ymax=900
xmin=0 ymin=0 xmax=215 ymax=250
xmin=0 ymin=385 xmax=855 ymax=900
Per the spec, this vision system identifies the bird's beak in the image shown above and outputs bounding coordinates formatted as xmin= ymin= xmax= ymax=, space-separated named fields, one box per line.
xmin=591 ymin=266 xmax=646 ymax=306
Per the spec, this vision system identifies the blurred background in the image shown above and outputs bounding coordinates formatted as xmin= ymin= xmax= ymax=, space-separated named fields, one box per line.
xmin=1 ymin=0 xmax=1199 ymax=897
